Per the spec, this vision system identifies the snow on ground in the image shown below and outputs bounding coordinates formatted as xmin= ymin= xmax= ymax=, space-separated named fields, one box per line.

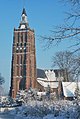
xmin=0 ymin=99 xmax=80 ymax=119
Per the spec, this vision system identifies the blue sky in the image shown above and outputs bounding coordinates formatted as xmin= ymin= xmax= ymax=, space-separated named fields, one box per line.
xmin=0 ymin=0 xmax=71 ymax=93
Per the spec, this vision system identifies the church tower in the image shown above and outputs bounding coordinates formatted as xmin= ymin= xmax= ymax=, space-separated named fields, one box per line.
xmin=10 ymin=8 xmax=36 ymax=98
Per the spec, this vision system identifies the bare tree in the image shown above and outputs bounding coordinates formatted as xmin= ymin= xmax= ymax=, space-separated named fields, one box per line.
xmin=52 ymin=51 xmax=79 ymax=81
xmin=0 ymin=73 xmax=5 ymax=85
xmin=74 ymin=78 xmax=80 ymax=119
xmin=63 ymin=0 xmax=80 ymax=5
xmin=41 ymin=0 xmax=80 ymax=52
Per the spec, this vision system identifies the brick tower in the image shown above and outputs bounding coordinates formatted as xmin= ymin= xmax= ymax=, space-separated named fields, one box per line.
xmin=10 ymin=8 xmax=36 ymax=98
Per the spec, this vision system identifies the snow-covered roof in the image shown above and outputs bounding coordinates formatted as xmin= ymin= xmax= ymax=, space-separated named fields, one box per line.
xmin=37 ymin=69 xmax=46 ymax=78
xmin=37 ymin=78 xmax=48 ymax=81
xmin=62 ymin=82 xmax=80 ymax=97
xmin=37 ymin=69 xmax=64 ymax=81
xmin=37 ymin=78 xmax=59 ymax=88
xmin=45 ymin=70 xmax=56 ymax=81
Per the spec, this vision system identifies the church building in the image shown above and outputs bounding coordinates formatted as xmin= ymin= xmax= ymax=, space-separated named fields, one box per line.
xmin=10 ymin=8 xmax=37 ymax=98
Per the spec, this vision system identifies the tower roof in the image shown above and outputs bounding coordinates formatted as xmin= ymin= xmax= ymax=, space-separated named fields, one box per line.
xmin=22 ymin=8 xmax=27 ymax=16
xmin=19 ymin=8 xmax=28 ymax=29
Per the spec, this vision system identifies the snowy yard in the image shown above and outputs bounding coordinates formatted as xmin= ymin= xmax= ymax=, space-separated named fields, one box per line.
xmin=0 ymin=99 xmax=80 ymax=119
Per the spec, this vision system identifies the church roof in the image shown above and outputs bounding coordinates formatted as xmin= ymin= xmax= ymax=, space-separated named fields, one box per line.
xmin=37 ymin=69 xmax=64 ymax=81
xmin=37 ymin=78 xmax=59 ymax=88
xmin=37 ymin=69 xmax=46 ymax=78
xmin=62 ymin=82 xmax=80 ymax=97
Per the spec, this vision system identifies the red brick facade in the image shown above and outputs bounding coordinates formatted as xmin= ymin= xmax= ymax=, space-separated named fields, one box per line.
xmin=10 ymin=8 xmax=36 ymax=98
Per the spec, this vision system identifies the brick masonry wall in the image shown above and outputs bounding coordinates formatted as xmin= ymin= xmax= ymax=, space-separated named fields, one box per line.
xmin=10 ymin=28 xmax=37 ymax=98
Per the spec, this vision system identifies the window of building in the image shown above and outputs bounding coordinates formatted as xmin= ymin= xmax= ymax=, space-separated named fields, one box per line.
xmin=18 ymin=32 xmax=19 ymax=43
xmin=16 ymin=49 xmax=19 ymax=53
xmin=20 ymin=43 xmax=22 ymax=47
xmin=17 ymin=43 xmax=19 ymax=47
xmin=17 ymin=55 xmax=19 ymax=64
xmin=17 ymin=66 xmax=19 ymax=76
xmin=24 ymin=43 xmax=26 ymax=47
xmin=25 ymin=34 xmax=27 ymax=42
xmin=20 ymin=66 xmax=22 ymax=76
xmin=20 ymin=55 xmax=22 ymax=64
xmin=21 ymin=33 xmax=23 ymax=42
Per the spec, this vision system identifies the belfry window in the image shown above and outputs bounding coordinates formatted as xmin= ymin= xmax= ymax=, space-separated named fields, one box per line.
xmin=21 ymin=33 xmax=23 ymax=42
xmin=25 ymin=34 xmax=27 ymax=42
xmin=20 ymin=43 xmax=22 ymax=47
xmin=17 ymin=66 xmax=19 ymax=76
xmin=17 ymin=55 xmax=19 ymax=64
xmin=17 ymin=43 xmax=19 ymax=47
xmin=20 ymin=66 xmax=22 ymax=76
xmin=20 ymin=55 xmax=22 ymax=64
xmin=18 ymin=33 xmax=19 ymax=43
xmin=24 ymin=43 xmax=26 ymax=47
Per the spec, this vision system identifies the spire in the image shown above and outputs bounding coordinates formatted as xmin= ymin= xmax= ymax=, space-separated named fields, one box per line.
xmin=19 ymin=8 xmax=29 ymax=29
xmin=22 ymin=8 xmax=27 ymax=16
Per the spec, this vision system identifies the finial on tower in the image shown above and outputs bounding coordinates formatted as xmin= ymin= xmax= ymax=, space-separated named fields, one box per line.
xmin=19 ymin=8 xmax=29 ymax=29
xmin=22 ymin=8 xmax=27 ymax=16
